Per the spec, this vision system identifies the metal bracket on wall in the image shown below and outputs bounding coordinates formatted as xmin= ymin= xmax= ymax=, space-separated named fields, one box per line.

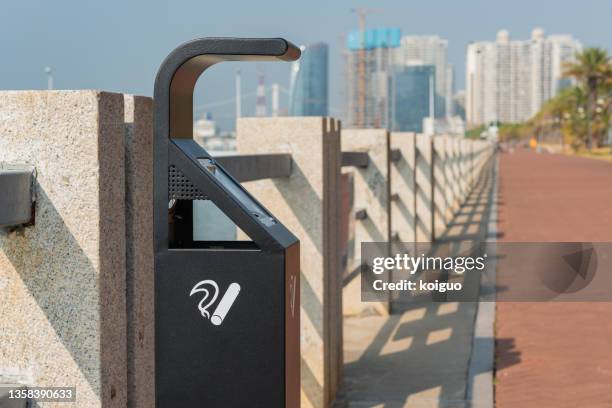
xmin=0 ymin=163 xmax=36 ymax=228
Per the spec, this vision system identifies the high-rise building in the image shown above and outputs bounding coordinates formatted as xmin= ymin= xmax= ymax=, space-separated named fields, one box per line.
xmin=453 ymin=90 xmax=466 ymax=120
xmin=533 ymin=31 xmax=583 ymax=112
xmin=289 ymin=43 xmax=329 ymax=116
xmin=389 ymin=65 xmax=435 ymax=132
xmin=466 ymin=40 xmax=498 ymax=126
xmin=446 ymin=65 xmax=455 ymax=117
xmin=345 ymin=27 xmax=402 ymax=128
xmin=345 ymin=31 xmax=457 ymax=129
xmin=466 ymin=28 xmax=582 ymax=127
xmin=394 ymin=35 xmax=451 ymax=118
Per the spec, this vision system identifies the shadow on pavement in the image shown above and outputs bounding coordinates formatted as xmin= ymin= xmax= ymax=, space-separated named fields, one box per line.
xmin=342 ymin=158 xmax=519 ymax=407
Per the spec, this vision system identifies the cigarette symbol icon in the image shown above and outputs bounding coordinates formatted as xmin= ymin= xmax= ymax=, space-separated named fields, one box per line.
xmin=190 ymin=280 xmax=241 ymax=326
xmin=210 ymin=283 xmax=241 ymax=326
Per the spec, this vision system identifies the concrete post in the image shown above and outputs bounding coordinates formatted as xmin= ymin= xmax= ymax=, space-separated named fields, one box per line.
xmin=432 ymin=135 xmax=450 ymax=239
xmin=415 ymin=133 xmax=434 ymax=243
xmin=236 ymin=117 xmax=342 ymax=408
xmin=390 ymin=132 xmax=416 ymax=244
xmin=474 ymin=140 xmax=491 ymax=177
xmin=451 ymin=137 xmax=464 ymax=203
xmin=442 ymin=136 xmax=461 ymax=222
xmin=460 ymin=139 xmax=471 ymax=196
xmin=0 ymin=91 xmax=127 ymax=407
xmin=341 ymin=129 xmax=390 ymax=316
xmin=473 ymin=141 xmax=483 ymax=176
xmin=449 ymin=137 xmax=461 ymax=210
xmin=124 ymin=95 xmax=154 ymax=408
xmin=469 ymin=139 xmax=475 ymax=188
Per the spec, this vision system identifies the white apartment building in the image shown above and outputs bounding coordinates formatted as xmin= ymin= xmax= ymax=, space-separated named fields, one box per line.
xmin=466 ymin=28 xmax=582 ymax=127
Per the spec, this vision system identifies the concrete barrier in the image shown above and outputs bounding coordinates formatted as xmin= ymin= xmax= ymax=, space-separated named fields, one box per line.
xmin=0 ymin=90 xmax=495 ymax=408
xmin=0 ymin=91 xmax=127 ymax=407
xmin=415 ymin=133 xmax=434 ymax=243
xmin=389 ymin=133 xmax=496 ymax=246
xmin=460 ymin=138 xmax=471 ymax=196
xmin=390 ymin=132 xmax=416 ymax=245
xmin=452 ymin=137 xmax=465 ymax=204
xmin=440 ymin=136 xmax=461 ymax=223
xmin=432 ymin=135 xmax=449 ymax=239
xmin=236 ymin=117 xmax=342 ymax=408
xmin=341 ymin=129 xmax=391 ymax=317
xmin=124 ymin=95 xmax=154 ymax=408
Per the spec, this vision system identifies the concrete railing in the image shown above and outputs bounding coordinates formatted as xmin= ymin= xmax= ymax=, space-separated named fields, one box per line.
xmin=0 ymin=91 xmax=494 ymax=408
xmin=236 ymin=122 xmax=493 ymax=406
xmin=334 ymin=130 xmax=494 ymax=318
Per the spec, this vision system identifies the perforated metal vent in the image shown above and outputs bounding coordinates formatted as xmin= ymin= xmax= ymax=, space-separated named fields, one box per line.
xmin=168 ymin=165 xmax=208 ymax=200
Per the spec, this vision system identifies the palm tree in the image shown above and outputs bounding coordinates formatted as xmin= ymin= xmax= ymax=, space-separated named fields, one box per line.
xmin=564 ymin=48 xmax=612 ymax=150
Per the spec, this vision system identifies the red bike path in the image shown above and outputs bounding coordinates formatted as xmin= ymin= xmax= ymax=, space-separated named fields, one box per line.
xmin=495 ymin=150 xmax=612 ymax=408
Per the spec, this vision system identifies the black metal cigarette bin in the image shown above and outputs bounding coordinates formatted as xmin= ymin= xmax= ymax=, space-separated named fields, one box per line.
xmin=153 ymin=38 xmax=301 ymax=407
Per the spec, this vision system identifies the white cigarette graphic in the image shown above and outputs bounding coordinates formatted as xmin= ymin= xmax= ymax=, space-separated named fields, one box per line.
xmin=210 ymin=283 xmax=241 ymax=326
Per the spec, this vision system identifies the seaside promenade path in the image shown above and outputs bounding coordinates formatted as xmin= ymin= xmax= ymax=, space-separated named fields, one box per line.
xmin=495 ymin=150 xmax=612 ymax=408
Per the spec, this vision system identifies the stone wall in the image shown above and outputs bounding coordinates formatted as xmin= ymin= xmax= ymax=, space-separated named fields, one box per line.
xmin=0 ymin=91 xmax=494 ymax=408
xmin=0 ymin=91 xmax=127 ymax=407
xmin=341 ymin=129 xmax=391 ymax=317
xmin=124 ymin=96 xmax=154 ymax=408
xmin=236 ymin=117 xmax=342 ymax=408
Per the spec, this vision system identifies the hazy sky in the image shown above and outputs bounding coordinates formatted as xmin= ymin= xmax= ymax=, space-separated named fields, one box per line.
xmin=2 ymin=0 xmax=611 ymax=130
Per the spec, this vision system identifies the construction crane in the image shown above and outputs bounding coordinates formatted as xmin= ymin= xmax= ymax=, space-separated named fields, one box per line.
xmin=351 ymin=7 xmax=381 ymax=127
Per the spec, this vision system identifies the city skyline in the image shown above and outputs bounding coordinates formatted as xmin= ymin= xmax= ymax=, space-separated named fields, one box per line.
xmin=344 ymin=30 xmax=453 ymax=131
xmin=205 ymin=25 xmax=585 ymax=132
xmin=1 ymin=1 xmax=610 ymax=131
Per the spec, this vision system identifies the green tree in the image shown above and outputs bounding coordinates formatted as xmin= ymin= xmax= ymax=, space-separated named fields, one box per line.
xmin=564 ymin=48 xmax=612 ymax=150
xmin=540 ymin=87 xmax=587 ymax=148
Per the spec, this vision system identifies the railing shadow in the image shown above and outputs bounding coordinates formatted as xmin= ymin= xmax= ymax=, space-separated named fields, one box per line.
xmin=1 ymin=187 xmax=108 ymax=401
xmin=415 ymin=146 xmax=433 ymax=242
xmin=343 ymin=157 xmax=516 ymax=407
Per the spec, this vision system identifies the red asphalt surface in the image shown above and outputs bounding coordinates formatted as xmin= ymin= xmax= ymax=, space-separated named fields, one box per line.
xmin=495 ymin=150 xmax=612 ymax=408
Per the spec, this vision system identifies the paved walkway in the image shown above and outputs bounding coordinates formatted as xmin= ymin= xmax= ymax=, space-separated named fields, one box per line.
xmin=496 ymin=150 xmax=612 ymax=408
xmin=343 ymin=160 xmax=496 ymax=408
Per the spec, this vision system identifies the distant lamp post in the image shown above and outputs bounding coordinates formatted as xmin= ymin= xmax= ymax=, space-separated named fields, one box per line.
xmin=44 ymin=66 xmax=53 ymax=90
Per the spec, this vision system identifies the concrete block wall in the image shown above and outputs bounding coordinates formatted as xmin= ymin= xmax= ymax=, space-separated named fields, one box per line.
xmin=0 ymin=91 xmax=128 ymax=407
xmin=429 ymin=135 xmax=493 ymax=240
xmin=0 ymin=91 xmax=156 ymax=408
xmin=415 ymin=133 xmax=434 ymax=243
xmin=123 ymin=96 xmax=154 ymax=408
xmin=432 ymin=135 xmax=450 ymax=239
xmin=390 ymin=132 xmax=416 ymax=245
xmin=448 ymin=137 xmax=463 ymax=212
xmin=441 ymin=136 xmax=461 ymax=223
xmin=0 ymin=91 xmax=495 ymax=408
xmin=460 ymin=139 xmax=471 ymax=196
xmin=341 ymin=129 xmax=391 ymax=317
xmin=472 ymin=140 xmax=493 ymax=177
xmin=236 ymin=117 xmax=342 ymax=408
xmin=452 ymin=137 xmax=466 ymax=203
